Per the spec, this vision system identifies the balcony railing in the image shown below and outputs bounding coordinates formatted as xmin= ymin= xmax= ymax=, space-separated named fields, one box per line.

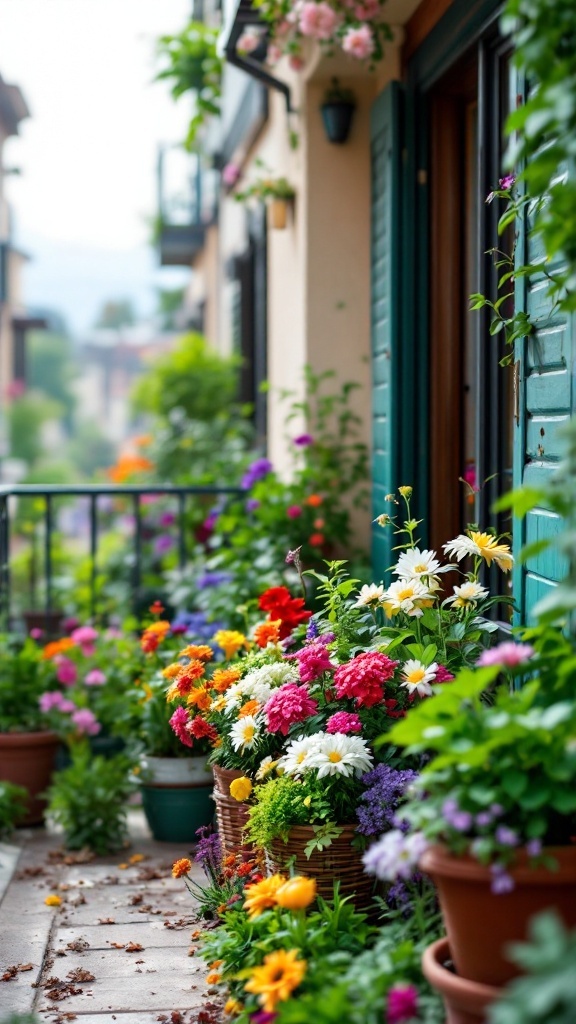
xmin=157 ymin=147 xmax=218 ymax=267
xmin=0 ymin=483 xmax=242 ymax=629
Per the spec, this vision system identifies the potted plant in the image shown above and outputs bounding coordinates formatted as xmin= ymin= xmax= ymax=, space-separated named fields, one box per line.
xmin=0 ymin=634 xmax=62 ymax=824
xmin=235 ymin=173 xmax=296 ymax=230
xmin=320 ymin=79 xmax=356 ymax=144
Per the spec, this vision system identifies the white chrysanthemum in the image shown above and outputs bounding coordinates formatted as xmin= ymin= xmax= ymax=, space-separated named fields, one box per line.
xmin=382 ymin=578 xmax=433 ymax=618
xmin=446 ymin=581 xmax=489 ymax=609
xmin=355 ymin=583 xmax=385 ymax=607
xmin=278 ymin=733 xmax=323 ymax=776
xmin=309 ymin=733 xmax=373 ymax=779
xmin=400 ymin=659 xmax=439 ymax=697
xmin=443 ymin=534 xmax=482 ymax=562
xmin=443 ymin=531 xmax=513 ymax=572
xmin=393 ymin=548 xmax=453 ymax=579
xmin=229 ymin=715 xmax=261 ymax=751
xmin=256 ymin=755 xmax=277 ymax=780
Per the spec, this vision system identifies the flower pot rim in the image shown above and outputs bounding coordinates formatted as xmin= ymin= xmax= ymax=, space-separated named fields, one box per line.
xmin=422 ymin=937 xmax=502 ymax=1001
xmin=0 ymin=729 xmax=60 ymax=745
xmin=421 ymin=841 xmax=576 ymax=883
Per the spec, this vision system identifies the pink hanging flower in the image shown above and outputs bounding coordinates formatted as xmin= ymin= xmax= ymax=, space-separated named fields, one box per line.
xmin=71 ymin=626 xmax=98 ymax=656
xmin=386 ymin=984 xmax=419 ymax=1024
xmin=289 ymin=642 xmax=335 ymax=683
xmin=326 ymin=711 xmax=362 ymax=734
xmin=55 ymin=656 xmax=78 ymax=686
xmin=71 ymin=708 xmax=101 ymax=736
xmin=237 ymin=28 xmax=262 ymax=54
xmin=342 ymin=24 xmax=375 ymax=59
xmin=353 ymin=0 xmax=380 ymax=19
xmin=222 ymin=162 xmax=241 ymax=187
xmin=334 ymin=651 xmax=398 ymax=708
xmin=169 ymin=706 xmax=193 ymax=747
xmin=289 ymin=54 xmax=305 ymax=71
xmin=299 ymin=2 xmax=339 ymax=40
xmin=85 ymin=669 xmax=107 ymax=686
xmin=477 ymin=642 xmax=535 ymax=668
xmin=264 ymin=683 xmax=318 ymax=735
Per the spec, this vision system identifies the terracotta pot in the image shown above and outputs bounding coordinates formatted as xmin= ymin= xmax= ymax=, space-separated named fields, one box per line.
xmin=422 ymin=937 xmax=502 ymax=1024
xmin=0 ymin=730 xmax=59 ymax=825
xmin=22 ymin=610 xmax=64 ymax=638
xmin=420 ymin=843 xmax=576 ymax=986
xmin=212 ymin=765 xmax=254 ymax=858
xmin=268 ymin=824 xmax=374 ymax=907
xmin=268 ymin=198 xmax=288 ymax=230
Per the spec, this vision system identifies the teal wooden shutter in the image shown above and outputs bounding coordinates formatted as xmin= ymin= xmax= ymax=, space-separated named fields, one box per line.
xmin=512 ymin=81 xmax=574 ymax=621
xmin=370 ymin=81 xmax=402 ymax=578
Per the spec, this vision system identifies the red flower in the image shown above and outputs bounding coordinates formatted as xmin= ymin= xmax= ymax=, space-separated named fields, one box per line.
xmin=334 ymin=652 xmax=398 ymax=708
xmin=264 ymin=683 xmax=318 ymax=735
xmin=258 ymin=587 xmax=312 ymax=640
xmin=187 ymin=716 xmax=219 ymax=745
xmin=309 ymin=533 xmax=325 ymax=547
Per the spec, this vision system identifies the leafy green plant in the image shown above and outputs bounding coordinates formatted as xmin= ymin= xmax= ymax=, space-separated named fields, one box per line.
xmin=0 ymin=780 xmax=27 ymax=837
xmin=156 ymin=21 xmax=222 ymax=150
xmin=235 ymin=175 xmax=295 ymax=203
xmin=489 ymin=912 xmax=576 ymax=1024
xmin=46 ymin=744 xmax=136 ymax=855
xmin=246 ymin=775 xmax=343 ymax=849
xmin=0 ymin=636 xmax=52 ymax=732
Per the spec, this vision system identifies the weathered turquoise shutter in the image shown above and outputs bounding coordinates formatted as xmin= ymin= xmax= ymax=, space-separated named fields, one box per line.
xmin=370 ymin=81 xmax=402 ymax=578
xmin=512 ymin=81 xmax=574 ymax=621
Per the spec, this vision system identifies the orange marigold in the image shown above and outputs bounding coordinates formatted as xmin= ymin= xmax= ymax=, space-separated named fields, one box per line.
xmin=186 ymin=687 xmax=212 ymax=712
xmin=305 ymin=494 xmax=323 ymax=507
xmin=238 ymin=699 xmax=260 ymax=718
xmin=175 ymin=660 xmax=205 ymax=696
xmin=172 ymin=857 xmax=192 ymax=879
xmin=149 ymin=600 xmax=164 ymax=615
xmin=243 ymin=874 xmax=287 ymax=919
xmin=179 ymin=644 xmax=213 ymax=662
xmin=162 ymin=663 xmax=183 ymax=680
xmin=211 ymin=667 xmax=242 ymax=693
xmin=42 ymin=637 xmax=76 ymax=660
xmin=107 ymin=454 xmax=154 ymax=483
xmin=253 ymin=620 xmax=281 ymax=648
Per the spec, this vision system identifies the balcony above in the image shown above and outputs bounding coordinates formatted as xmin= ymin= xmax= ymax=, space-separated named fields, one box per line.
xmin=158 ymin=222 xmax=206 ymax=267
xmin=157 ymin=146 xmax=218 ymax=268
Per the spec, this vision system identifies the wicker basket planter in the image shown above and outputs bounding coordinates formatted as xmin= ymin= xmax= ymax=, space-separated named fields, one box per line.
xmin=267 ymin=824 xmax=374 ymax=907
xmin=212 ymin=765 xmax=254 ymax=858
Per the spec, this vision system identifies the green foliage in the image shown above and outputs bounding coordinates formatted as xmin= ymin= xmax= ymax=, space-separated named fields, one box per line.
xmin=131 ymin=332 xmax=240 ymax=425
xmin=46 ymin=743 xmax=136 ymax=855
xmin=156 ymin=22 xmax=222 ymax=150
xmin=7 ymin=391 xmax=62 ymax=465
xmin=236 ymin=175 xmax=295 ymax=202
xmin=489 ymin=912 xmax=576 ymax=1024
xmin=0 ymin=780 xmax=27 ymax=836
xmin=0 ymin=636 xmax=51 ymax=732
xmin=27 ymin=330 xmax=76 ymax=423
xmin=94 ymin=299 xmax=135 ymax=328
xmin=67 ymin=420 xmax=116 ymax=477
xmin=156 ymin=287 xmax=186 ymax=331
xmin=246 ymin=775 xmax=351 ymax=849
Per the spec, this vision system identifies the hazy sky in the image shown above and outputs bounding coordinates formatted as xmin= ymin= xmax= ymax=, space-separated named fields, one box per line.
xmin=0 ymin=0 xmax=193 ymax=334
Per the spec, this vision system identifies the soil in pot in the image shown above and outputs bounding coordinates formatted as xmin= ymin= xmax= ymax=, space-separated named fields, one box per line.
xmin=141 ymin=783 xmax=214 ymax=843
xmin=420 ymin=843 xmax=576 ymax=987
xmin=422 ymin=937 xmax=502 ymax=1024
xmin=0 ymin=730 xmax=59 ymax=825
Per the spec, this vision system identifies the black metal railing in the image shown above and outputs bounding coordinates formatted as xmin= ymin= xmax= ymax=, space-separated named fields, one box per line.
xmin=0 ymin=483 xmax=242 ymax=628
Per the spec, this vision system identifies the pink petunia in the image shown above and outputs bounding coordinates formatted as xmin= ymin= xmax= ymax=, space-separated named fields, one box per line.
xmin=299 ymin=2 xmax=339 ymax=40
xmin=477 ymin=642 xmax=534 ymax=668
xmin=85 ymin=669 xmax=107 ymax=686
xmin=264 ymin=683 xmax=318 ymax=735
xmin=71 ymin=708 xmax=101 ymax=736
xmin=55 ymin=656 xmax=78 ymax=687
xmin=71 ymin=625 xmax=98 ymax=656
xmin=342 ymin=23 xmax=374 ymax=59
xmin=326 ymin=711 xmax=362 ymax=734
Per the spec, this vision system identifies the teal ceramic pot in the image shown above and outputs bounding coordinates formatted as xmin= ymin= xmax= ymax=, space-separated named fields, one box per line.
xmin=141 ymin=783 xmax=214 ymax=843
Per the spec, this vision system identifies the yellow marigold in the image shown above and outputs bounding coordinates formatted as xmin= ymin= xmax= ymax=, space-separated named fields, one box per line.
xmin=253 ymin=620 xmax=281 ymax=648
xmin=469 ymin=531 xmax=514 ymax=572
xmin=162 ymin=663 xmax=183 ymax=680
xmin=42 ymin=637 xmax=75 ymax=660
xmin=209 ymin=960 xmax=224 ymax=970
xmin=206 ymin=971 xmax=222 ymax=985
xmin=44 ymin=894 xmax=62 ymax=907
xmin=398 ymin=485 xmax=413 ymax=499
xmin=179 ymin=644 xmax=213 ymax=662
xmin=213 ymin=630 xmax=249 ymax=660
xmin=166 ymin=683 xmax=180 ymax=703
xmin=244 ymin=949 xmax=307 ymax=1011
xmin=275 ymin=876 xmax=317 ymax=911
xmin=211 ymin=667 xmax=242 ymax=693
xmin=172 ymin=857 xmax=192 ymax=879
xmin=238 ymin=699 xmax=260 ymax=718
xmin=224 ymin=998 xmax=243 ymax=1015
xmin=186 ymin=687 xmax=212 ymax=712
xmin=243 ymin=874 xmax=287 ymax=919
xmin=211 ymin=696 xmax=227 ymax=712
xmin=229 ymin=777 xmax=253 ymax=802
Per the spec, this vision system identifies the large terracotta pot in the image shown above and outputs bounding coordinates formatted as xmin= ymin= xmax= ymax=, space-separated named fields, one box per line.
xmin=0 ymin=730 xmax=59 ymax=825
xmin=268 ymin=823 xmax=374 ymax=908
xmin=420 ymin=843 xmax=576 ymax=986
xmin=422 ymin=937 xmax=502 ymax=1024
xmin=212 ymin=765 xmax=253 ymax=858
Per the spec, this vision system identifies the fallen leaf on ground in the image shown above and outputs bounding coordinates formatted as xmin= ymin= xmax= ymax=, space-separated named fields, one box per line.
xmin=125 ymin=942 xmax=144 ymax=952
xmin=108 ymin=942 xmax=125 ymax=949
xmin=1 ymin=965 xmax=19 ymax=982
xmin=67 ymin=968 xmax=95 ymax=983
xmin=18 ymin=963 xmax=34 ymax=971
xmin=66 ymin=940 xmax=90 ymax=952
xmin=98 ymin=917 xmax=116 ymax=924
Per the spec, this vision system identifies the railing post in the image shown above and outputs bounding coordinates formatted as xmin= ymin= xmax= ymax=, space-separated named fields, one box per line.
xmin=132 ymin=493 xmax=142 ymax=617
xmin=0 ymin=494 xmax=10 ymax=629
xmin=89 ymin=495 xmax=98 ymax=621
xmin=178 ymin=492 xmax=187 ymax=570
xmin=44 ymin=494 xmax=53 ymax=617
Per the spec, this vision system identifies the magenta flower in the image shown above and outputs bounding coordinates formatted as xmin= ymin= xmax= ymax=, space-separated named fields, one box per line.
xmin=39 ymin=691 xmax=75 ymax=713
xmin=334 ymin=652 xmax=398 ymax=708
xmin=326 ymin=711 xmax=362 ymax=734
xmin=222 ymin=162 xmax=241 ymax=187
xmin=386 ymin=984 xmax=419 ymax=1024
xmin=435 ymin=664 xmax=455 ymax=682
xmin=264 ymin=683 xmax=318 ymax=735
xmin=499 ymin=174 xmax=516 ymax=190
xmin=477 ymin=642 xmax=534 ymax=668
xmin=293 ymin=433 xmax=314 ymax=447
xmin=71 ymin=708 xmax=101 ymax=736
xmin=55 ymin=656 xmax=78 ymax=686
xmin=290 ymin=642 xmax=335 ymax=683
xmin=169 ymin=706 xmax=193 ymax=748
xmin=286 ymin=505 xmax=302 ymax=519
xmin=29 ymin=627 xmax=44 ymax=640
xmin=159 ymin=512 xmax=176 ymax=527
xmin=85 ymin=669 xmax=107 ymax=686
xmin=71 ymin=625 xmax=98 ymax=656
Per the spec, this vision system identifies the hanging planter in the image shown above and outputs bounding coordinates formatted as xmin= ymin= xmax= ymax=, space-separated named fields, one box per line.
xmin=320 ymin=79 xmax=356 ymax=144
xmin=235 ymin=172 xmax=295 ymax=231
xmin=268 ymin=198 xmax=289 ymax=230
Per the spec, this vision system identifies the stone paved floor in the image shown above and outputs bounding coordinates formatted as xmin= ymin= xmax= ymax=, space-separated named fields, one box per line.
xmin=0 ymin=811 xmax=216 ymax=1024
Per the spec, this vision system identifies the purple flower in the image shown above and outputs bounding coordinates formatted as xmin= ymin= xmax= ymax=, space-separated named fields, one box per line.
xmin=362 ymin=829 xmax=428 ymax=881
xmin=357 ymin=765 xmax=419 ymax=837
xmin=526 ymin=838 xmax=542 ymax=857
xmin=490 ymin=863 xmax=515 ymax=894
xmin=495 ymin=825 xmax=519 ymax=847
xmin=241 ymin=458 xmax=273 ymax=490
xmin=194 ymin=826 xmax=222 ymax=885
xmin=490 ymin=803 xmax=504 ymax=817
xmin=251 ymin=1014 xmax=278 ymax=1024
xmin=499 ymin=174 xmax=515 ymax=190
xmin=171 ymin=611 xmax=224 ymax=642
xmin=305 ymin=618 xmax=319 ymax=640
xmin=387 ymin=984 xmax=419 ymax=1024
xmin=246 ymin=498 xmax=261 ymax=512
xmin=159 ymin=512 xmax=176 ymax=527
xmin=197 ymin=571 xmax=233 ymax=589
xmin=293 ymin=433 xmax=314 ymax=447
xmin=153 ymin=534 xmax=174 ymax=556
xmin=71 ymin=708 xmax=101 ymax=736
xmin=475 ymin=811 xmax=493 ymax=828
xmin=441 ymin=798 xmax=472 ymax=832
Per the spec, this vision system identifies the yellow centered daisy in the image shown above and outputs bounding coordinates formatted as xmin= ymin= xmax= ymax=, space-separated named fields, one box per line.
xmin=397 ymin=585 xmax=416 ymax=601
xmin=242 ymin=724 xmax=255 ymax=743
xmin=328 ymin=751 xmax=343 ymax=763
xmin=406 ymin=667 xmax=426 ymax=683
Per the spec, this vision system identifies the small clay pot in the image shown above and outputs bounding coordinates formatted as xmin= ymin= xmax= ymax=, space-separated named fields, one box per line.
xmin=0 ymin=730 xmax=59 ymax=825
xmin=422 ymin=937 xmax=502 ymax=1024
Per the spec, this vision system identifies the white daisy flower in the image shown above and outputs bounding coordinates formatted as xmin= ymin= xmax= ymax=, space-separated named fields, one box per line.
xmin=355 ymin=583 xmax=385 ymax=607
xmin=400 ymin=659 xmax=439 ymax=697
xmin=309 ymin=733 xmax=373 ymax=779
xmin=278 ymin=733 xmax=323 ymax=776
xmin=443 ymin=531 xmax=513 ymax=572
xmin=393 ymin=548 xmax=454 ymax=579
xmin=443 ymin=533 xmax=482 ymax=562
xmin=446 ymin=581 xmax=489 ymax=609
xmin=229 ymin=715 xmax=260 ymax=751
xmin=256 ymin=755 xmax=277 ymax=780
xmin=382 ymin=578 xmax=433 ymax=618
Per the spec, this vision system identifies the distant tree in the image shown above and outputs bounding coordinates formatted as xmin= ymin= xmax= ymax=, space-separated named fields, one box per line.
xmin=7 ymin=392 xmax=61 ymax=465
xmin=28 ymin=330 xmax=76 ymax=425
xmin=94 ymin=299 xmax=136 ymax=329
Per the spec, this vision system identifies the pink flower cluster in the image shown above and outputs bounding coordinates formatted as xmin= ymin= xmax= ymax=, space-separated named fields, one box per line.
xmin=477 ymin=642 xmax=534 ymax=668
xmin=169 ymin=706 xmax=193 ymax=748
xmin=55 ymin=656 xmax=78 ymax=686
xmin=334 ymin=651 xmax=398 ymax=708
xmin=435 ymin=665 xmax=455 ymax=682
xmin=299 ymin=1 xmax=339 ymax=40
xmin=71 ymin=708 xmax=101 ymax=736
xmin=71 ymin=626 xmax=98 ymax=656
xmin=342 ymin=23 xmax=374 ymax=59
xmin=264 ymin=683 xmax=318 ymax=735
xmin=39 ymin=691 xmax=76 ymax=714
xmin=290 ymin=641 xmax=335 ymax=683
xmin=326 ymin=711 xmax=362 ymax=734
